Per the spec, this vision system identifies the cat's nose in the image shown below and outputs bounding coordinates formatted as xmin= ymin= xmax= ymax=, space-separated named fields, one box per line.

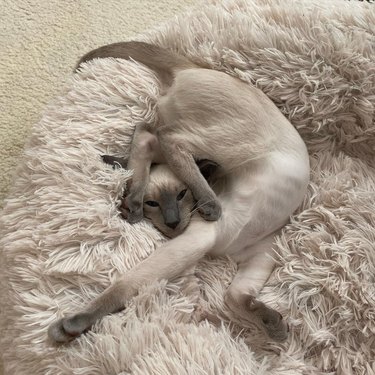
xmin=164 ymin=208 xmax=180 ymax=229
xmin=166 ymin=219 xmax=180 ymax=229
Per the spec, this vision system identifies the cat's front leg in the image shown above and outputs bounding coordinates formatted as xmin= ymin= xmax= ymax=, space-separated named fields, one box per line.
xmin=100 ymin=153 xmax=147 ymax=222
xmin=119 ymin=125 xmax=162 ymax=223
xmin=157 ymin=126 xmax=221 ymax=221
xmin=48 ymin=217 xmax=217 ymax=343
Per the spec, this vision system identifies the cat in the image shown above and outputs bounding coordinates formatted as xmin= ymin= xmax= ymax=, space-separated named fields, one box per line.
xmin=48 ymin=42 xmax=310 ymax=343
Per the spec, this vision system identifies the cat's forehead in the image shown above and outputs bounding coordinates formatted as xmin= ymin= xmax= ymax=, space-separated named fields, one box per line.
xmin=147 ymin=164 xmax=186 ymax=196
xmin=159 ymin=190 xmax=179 ymax=205
xmin=146 ymin=180 xmax=181 ymax=199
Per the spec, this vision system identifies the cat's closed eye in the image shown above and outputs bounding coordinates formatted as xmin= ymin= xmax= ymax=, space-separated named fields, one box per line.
xmin=145 ymin=200 xmax=159 ymax=207
xmin=177 ymin=189 xmax=187 ymax=201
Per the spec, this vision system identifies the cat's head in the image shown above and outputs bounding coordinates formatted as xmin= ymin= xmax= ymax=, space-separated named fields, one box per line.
xmin=143 ymin=164 xmax=193 ymax=238
xmin=143 ymin=160 xmax=218 ymax=238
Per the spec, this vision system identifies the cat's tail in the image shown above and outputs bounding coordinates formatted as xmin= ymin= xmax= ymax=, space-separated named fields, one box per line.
xmin=75 ymin=41 xmax=197 ymax=86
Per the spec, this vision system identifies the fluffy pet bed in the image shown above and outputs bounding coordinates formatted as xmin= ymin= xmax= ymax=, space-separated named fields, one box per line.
xmin=1 ymin=0 xmax=374 ymax=373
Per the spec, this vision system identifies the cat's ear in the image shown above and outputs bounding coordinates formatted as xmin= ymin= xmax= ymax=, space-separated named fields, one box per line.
xmin=196 ymin=159 xmax=219 ymax=181
xmin=101 ymin=155 xmax=128 ymax=169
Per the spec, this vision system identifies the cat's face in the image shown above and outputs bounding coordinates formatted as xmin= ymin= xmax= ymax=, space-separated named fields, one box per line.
xmin=143 ymin=164 xmax=195 ymax=238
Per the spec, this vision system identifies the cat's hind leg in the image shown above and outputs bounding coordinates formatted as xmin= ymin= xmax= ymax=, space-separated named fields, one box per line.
xmin=225 ymin=233 xmax=289 ymax=342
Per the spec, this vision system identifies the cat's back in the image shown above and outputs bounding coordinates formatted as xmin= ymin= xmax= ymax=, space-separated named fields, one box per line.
xmin=163 ymin=68 xmax=288 ymax=127
xmin=171 ymin=68 xmax=261 ymax=113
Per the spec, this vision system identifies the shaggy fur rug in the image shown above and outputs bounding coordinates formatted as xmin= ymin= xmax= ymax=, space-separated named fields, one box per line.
xmin=1 ymin=0 xmax=374 ymax=374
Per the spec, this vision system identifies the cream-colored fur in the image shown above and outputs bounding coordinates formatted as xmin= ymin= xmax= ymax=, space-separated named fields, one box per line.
xmin=48 ymin=42 xmax=310 ymax=343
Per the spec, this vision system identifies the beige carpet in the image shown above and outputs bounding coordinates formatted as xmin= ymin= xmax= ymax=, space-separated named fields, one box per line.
xmin=1 ymin=0 xmax=375 ymax=374
xmin=0 ymin=0 xmax=199 ymax=208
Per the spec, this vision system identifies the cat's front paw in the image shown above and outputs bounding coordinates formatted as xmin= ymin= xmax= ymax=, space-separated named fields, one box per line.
xmin=125 ymin=196 xmax=144 ymax=223
xmin=196 ymin=197 xmax=222 ymax=221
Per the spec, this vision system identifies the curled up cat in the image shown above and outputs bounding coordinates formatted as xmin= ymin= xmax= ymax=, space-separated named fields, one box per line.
xmin=48 ymin=42 xmax=310 ymax=343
